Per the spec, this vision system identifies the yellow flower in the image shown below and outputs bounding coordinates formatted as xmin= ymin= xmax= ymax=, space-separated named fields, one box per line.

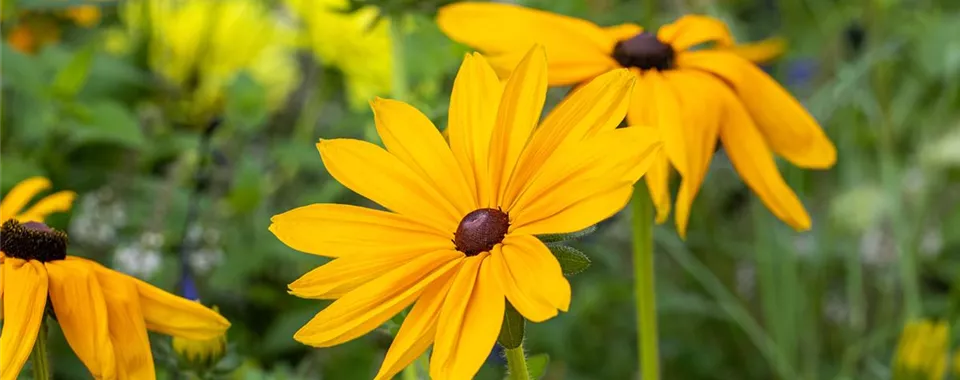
xmin=5 ymin=6 xmax=101 ymax=54
xmin=0 ymin=221 xmax=230 ymax=379
xmin=438 ymin=3 xmax=836 ymax=237
xmin=122 ymin=0 xmax=299 ymax=124
xmin=63 ymin=5 xmax=102 ymax=28
xmin=285 ymin=0 xmax=392 ymax=109
xmin=173 ymin=306 xmax=227 ymax=369
xmin=270 ymin=46 xmax=660 ymax=379
xmin=893 ymin=319 xmax=949 ymax=380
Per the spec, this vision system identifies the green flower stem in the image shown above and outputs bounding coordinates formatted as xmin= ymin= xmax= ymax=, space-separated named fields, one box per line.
xmin=631 ymin=183 xmax=659 ymax=380
xmin=389 ymin=16 xmax=408 ymax=101
xmin=31 ymin=316 xmax=51 ymax=380
xmin=505 ymin=344 xmax=530 ymax=380
xmin=400 ymin=354 xmax=427 ymax=380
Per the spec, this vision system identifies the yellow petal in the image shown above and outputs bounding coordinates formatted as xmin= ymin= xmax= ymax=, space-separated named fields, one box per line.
xmin=717 ymin=87 xmax=812 ymax=230
xmin=437 ymin=2 xmax=616 ymax=85
xmin=45 ymin=260 xmax=117 ymax=379
xmin=503 ymin=68 xmax=636 ymax=208
xmin=447 ymin=53 xmax=503 ymax=208
xmin=93 ymin=257 xmax=155 ymax=380
xmin=604 ymin=23 xmax=643 ymax=42
xmin=514 ymin=185 xmax=634 ymax=237
xmin=629 ymin=70 xmax=687 ymax=177
xmin=657 ymin=15 xmax=734 ymax=51
xmin=663 ymin=71 xmax=723 ymax=238
xmin=680 ymin=51 xmax=836 ymax=168
xmin=289 ymin=249 xmax=430 ymax=300
xmin=269 ymin=204 xmax=452 ymax=258
xmin=0 ymin=259 xmax=47 ymax=380
xmin=0 ymin=177 xmax=50 ymax=222
xmin=17 ymin=191 xmax=76 ymax=223
xmin=374 ymin=270 xmax=457 ymax=380
xmin=372 ymin=97 xmax=476 ymax=213
xmin=430 ymin=254 xmax=503 ymax=380
xmin=498 ymin=234 xmax=570 ymax=320
xmin=295 ymin=250 xmax=463 ymax=347
xmin=318 ymin=139 xmax=461 ymax=232
xmin=644 ymin=151 xmax=673 ymax=223
xmin=510 ymin=126 xmax=661 ymax=234
xmin=724 ymin=37 xmax=786 ymax=64
xmin=489 ymin=45 xmax=548 ymax=206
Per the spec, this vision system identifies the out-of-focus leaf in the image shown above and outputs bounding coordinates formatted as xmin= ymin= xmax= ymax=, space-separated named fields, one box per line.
xmin=548 ymin=245 xmax=592 ymax=276
xmin=0 ymin=156 xmax=44 ymax=192
xmin=921 ymin=124 xmax=960 ymax=168
xmin=261 ymin=307 xmax=318 ymax=355
xmin=497 ymin=303 xmax=524 ymax=349
xmin=225 ymin=158 xmax=266 ymax=214
xmin=829 ymin=185 xmax=888 ymax=234
xmin=51 ymin=43 xmax=97 ymax=99
xmin=527 ymin=353 xmax=550 ymax=379
xmin=2 ymin=43 xmax=46 ymax=96
xmin=17 ymin=0 xmax=118 ymax=10
xmin=537 ymin=225 xmax=597 ymax=244
xmin=225 ymin=73 xmax=268 ymax=133
xmin=68 ymin=101 xmax=146 ymax=148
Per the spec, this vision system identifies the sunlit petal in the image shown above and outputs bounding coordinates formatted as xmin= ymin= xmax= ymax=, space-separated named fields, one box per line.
xmin=0 ymin=177 xmax=51 ymax=222
xmin=0 ymin=259 xmax=47 ymax=380
xmin=46 ymin=260 xmax=117 ymax=379
xmin=657 ymin=15 xmax=734 ymax=51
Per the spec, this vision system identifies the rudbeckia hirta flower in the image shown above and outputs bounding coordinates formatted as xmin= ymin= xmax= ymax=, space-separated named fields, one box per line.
xmin=270 ymin=46 xmax=660 ymax=379
xmin=0 ymin=181 xmax=230 ymax=379
xmin=438 ymin=2 xmax=837 ymax=237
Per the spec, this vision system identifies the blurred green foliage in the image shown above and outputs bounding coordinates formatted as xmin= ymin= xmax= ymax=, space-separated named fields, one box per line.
xmin=2 ymin=0 xmax=960 ymax=379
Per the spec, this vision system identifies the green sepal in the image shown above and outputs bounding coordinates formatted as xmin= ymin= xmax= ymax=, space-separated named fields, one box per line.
xmin=527 ymin=353 xmax=550 ymax=379
xmin=548 ymin=245 xmax=591 ymax=276
xmin=497 ymin=303 xmax=525 ymax=349
xmin=536 ymin=225 xmax=597 ymax=244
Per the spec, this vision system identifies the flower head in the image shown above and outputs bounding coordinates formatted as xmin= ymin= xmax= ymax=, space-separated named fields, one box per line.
xmin=270 ymin=46 xmax=660 ymax=379
xmin=285 ymin=0 xmax=392 ymax=109
xmin=438 ymin=3 xmax=837 ymax=237
xmin=0 ymin=181 xmax=229 ymax=380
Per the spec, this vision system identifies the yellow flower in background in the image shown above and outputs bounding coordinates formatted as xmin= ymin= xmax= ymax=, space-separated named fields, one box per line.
xmin=270 ymin=46 xmax=661 ymax=379
xmin=0 ymin=219 xmax=230 ymax=379
xmin=173 ymin=306 xmax=228 ymax=369
xmin=285 ymin=0 xmax=392 ymax=109
xmin=63 ymin=5 xmax=102 ymax=28
xmin=5 ymin=6 xmax=101 ymax=54
xmin=893 ymin=319 xmax=949 ymax=380
xmin=122 ymin=0 xmax=299 ymax=124
xmin=0 ymin=177 xmax=75 ymax=225
xmin=438 ymin=3 xmax=836 ymax=237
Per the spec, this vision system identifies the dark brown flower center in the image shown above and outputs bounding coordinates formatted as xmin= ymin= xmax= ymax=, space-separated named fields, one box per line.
xmin=454 ymin=208 xmax=509 ymax=256
xmin=612 ymin=32 xmax=675 ymax=71
xmin=0 ymin=220 xmax=67 ymax=262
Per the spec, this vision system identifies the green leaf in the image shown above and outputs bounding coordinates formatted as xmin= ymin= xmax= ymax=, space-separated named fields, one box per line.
xmin=497 ymin=303 xmax=524 ymax=349
xmin=536 ymin=225 xmax=597 ymax=244
xmin=527 ymin=353 xmax=550 ymax=379
xmin=69 ymin=101 xmax=146 ymax=148
xmin=548 ymin=245 xmax=591 ymax=276
xmin=1 ymin=43 xmax=46 ymax=96
xmin=51 ymin=43 xmax=97 ymax=99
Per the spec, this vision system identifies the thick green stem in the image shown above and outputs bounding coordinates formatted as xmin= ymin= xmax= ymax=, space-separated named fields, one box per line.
xmin=389 ymin=17 xmax=408 ymax=101
xmin=31 ymin=316 xmax=51 ymax=380
xmin=632 ymin=183 xmax=659 ymax=380
xmin=505 ymin=345 xmax=530 ymax=380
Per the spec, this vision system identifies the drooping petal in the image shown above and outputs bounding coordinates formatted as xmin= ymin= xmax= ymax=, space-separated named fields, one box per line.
xmin=431 ymin=254 xmax=504 ymax=380
xmin=656 ymin=15 xmax=734 ymax=52
xmin=289 ymin=249 xmax=430 ymax=299
xmin=629 ymin=70 xmax=687 ymax=177
xmin=373 ymin=270 xmax=457 ymax=380
xmin=45 ymin=260 xmax=117 ymax=379
xmin=447 ymin=53 xmax=503 ymax=208
xmin=510 ymin=126 xmax=661 ymax=233
xmin=716 ymin=87 xmax=812 ymax=230
xmin=437 ymin=2 xmax=617 ymax=85
xmin=644 ymin=152 xmax=673 ymax=223
xmin=604 ymin=23 xmax=643 ymax=42
xmin=269 ymin=204 xmax=452 ymax=258
xmin=680 ymin=51 xmax=836 ymax=168
xmin=295 ymin=250 xmax=463 ymax=347
xmin=724 ymin=37 xmax=786 ymax=64
xmin=496 ymin=235 xmax=570 ymax=320
xmin=0 ymin=259 xmax=47 ymax=380
xmin=0 ymin=177 xmax=50 ymax=222
xmin=317 ymin=139 xmax=461 ymax=231
xmin=372 ymin=98 xmax=476 ymax=212
xmin=17 ymin=191 xmax=77 ymax=223
xmin=489 ymin=46 xmax=548 ymax=206
xmin=663 ymin=71 xmax=723 ymax=238
xmin=93 ymin=258 xmax=155 ymax=380
xmin=503 ymin=68 xmax=636 ymax=208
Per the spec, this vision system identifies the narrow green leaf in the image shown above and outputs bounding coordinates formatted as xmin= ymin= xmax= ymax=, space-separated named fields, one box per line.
xmin=536 ymin=225 xmax=597 ymax=244
xmin=497 ymin=303 xmax=524 ymax=349
xmin=51 ymin=43 xmax=97 ymax=99
xmin=527 ymin=353 xmax=550 ymax=379
xmin=69 ymin=101 xmax=146 ymax=148
xmin=548 ymin=245 xmax=591 ymax=276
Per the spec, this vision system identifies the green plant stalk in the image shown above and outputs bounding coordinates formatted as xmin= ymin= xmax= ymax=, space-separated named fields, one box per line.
xmin=632 ymin=183 xmax=659 ymax=380
xmin=389 ymin=17 xmax=409 ymax=101
xmin=400 ymin=354 xmax=428 ymax=380
xmin=752 ymin=203 xmax=788 ymax=368
xmin=31 ymin=316 xmax=51 ymax=380
xmin=505 ymin=345 xmax=530 ymax=380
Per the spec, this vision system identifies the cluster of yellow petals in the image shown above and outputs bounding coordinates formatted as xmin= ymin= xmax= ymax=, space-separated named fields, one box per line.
xmin=893 ymin=319 xmax=949 ymax=380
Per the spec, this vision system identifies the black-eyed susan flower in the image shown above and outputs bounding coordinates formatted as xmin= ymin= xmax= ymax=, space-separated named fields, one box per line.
xmin=0 ymin=180 xmax=230 ymax=379
xmin=893 ymin=319 xmax=949 ymax=380
xmin=270 ymin=45 xmax=661 ymax=379
xmin=437 ymin=2 xmax=837 ymax=237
